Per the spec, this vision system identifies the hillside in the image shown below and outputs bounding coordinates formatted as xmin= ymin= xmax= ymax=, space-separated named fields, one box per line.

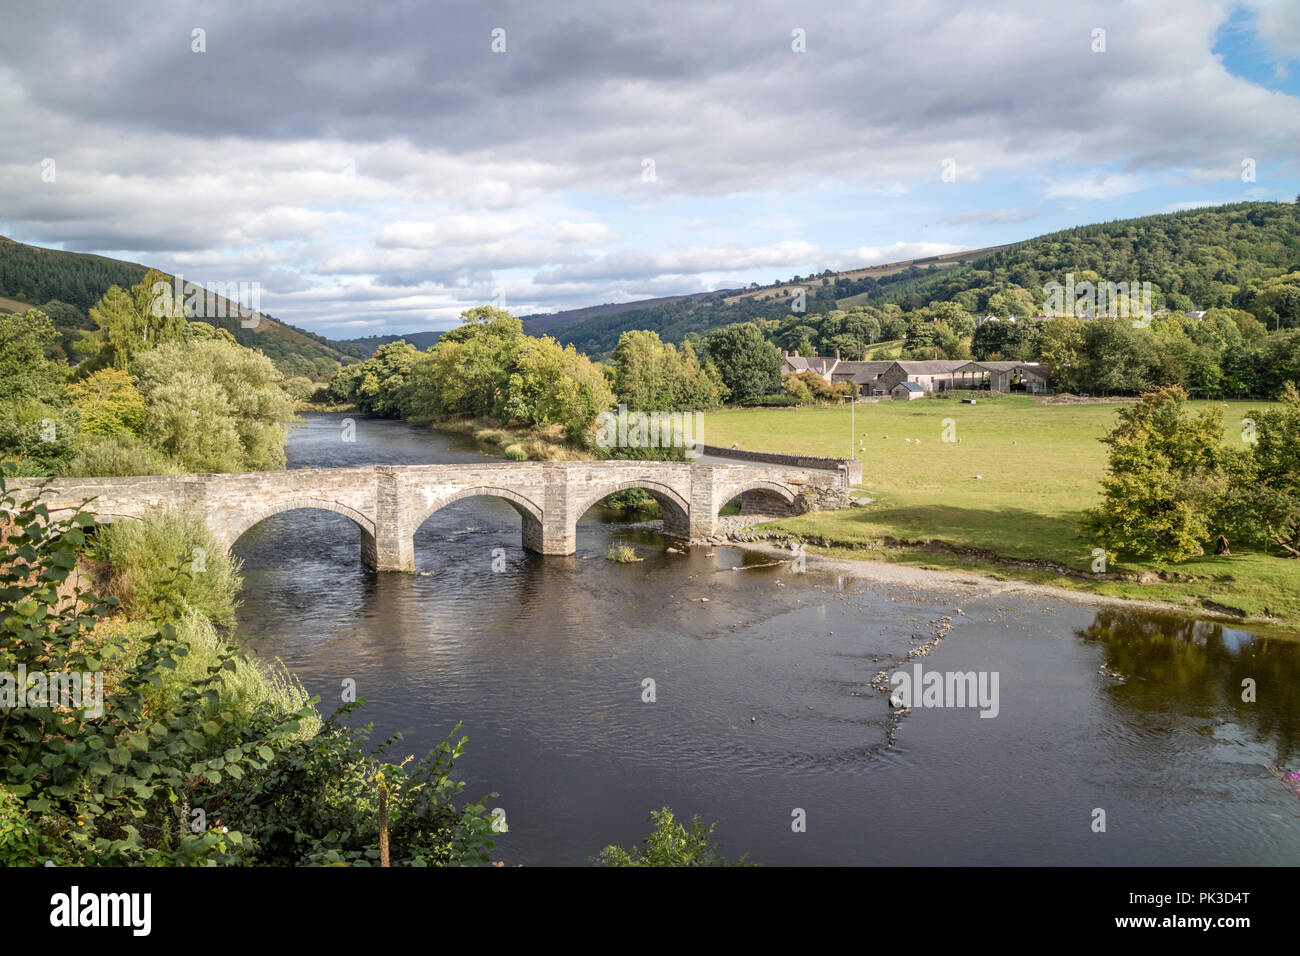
xmin=0 ymin=236 xmax=361 ymax=374
xmin=522 ymin=245 xmax=1014 ymax=356
xmin=867 ymin=201 xmax=1300 ymax=318
xmin=519 ymin=203 xmax=1298 ymax=356
xmin=335 ymin=330 xmax=444 ymax=357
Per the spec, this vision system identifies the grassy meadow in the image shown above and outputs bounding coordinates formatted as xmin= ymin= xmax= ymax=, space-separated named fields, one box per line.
xmin=701 ymin=394 xmax=1300 ymax=631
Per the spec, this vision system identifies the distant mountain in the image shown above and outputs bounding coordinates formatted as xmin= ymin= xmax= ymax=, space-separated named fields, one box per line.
xmin=0 ymin=236 xmax=362 ymax=373
xmin=521 ymin=244 xmax=1010 ymax=356
xmin=333 ymin=330 xmax=444 ymax=357
xmin=521 ymin=289 xmax=736 ymax=336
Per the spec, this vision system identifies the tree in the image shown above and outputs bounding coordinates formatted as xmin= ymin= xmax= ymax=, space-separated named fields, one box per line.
xmin=1036 ymin=316 xmax=1087 ymax=392
xmin=84 ymin=270 xmax=187 ymax=371
xmin=65 ymin=367 xmax=146 ymax=436
xmin=705 ymin=323 xmax=781 ymax=405
xmin=1242 ymin=381 xmax=1300 ymax=556
xmin=133 ymin=338 xmax=295 ymax=471
xmin=612 ymin=330 xmax=724 ymax=411
xmin=0 ymin=310 xmax=65 ymax=405
xmin=1081 ymin=386 xmax=1231 ymax=564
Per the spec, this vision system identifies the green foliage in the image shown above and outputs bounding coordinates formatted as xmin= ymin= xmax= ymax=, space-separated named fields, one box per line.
xmin=595 ymin=807 xmax=753 ymax=866
xmin=84 ymin=270 xmax=187 ymax=372
xmin=132 ymin=338 xmax=295 ymax=472
xmin=280 ymin=375 xmax=317 ymax=403
xmin=605 ymin=544 xmax=642 ymax=563
xmin=326 ymin=340 xmax=421 ymax=416
xmin=209 ymin=713 xmax=499 ymax=867
xmin=705 ymin=322 xmax=782 ymax=404
xmin=598 ymin=488 xmax=659 ymax=515
xmin=613 ymin=329 xmax=726 ymax=412
xmin=332 ymin=307 xmax=617 ymax=447
xmin=1081 ymin=387 xmax=1234 ymax=564
xmin=744 ymin=392 xmax=800 ymax=406
xmin=1240 ymin=382 xmax=1300 ymax=556
xmin=0 ymin=310 xmax=66 ymax=405
xmin=0 ymin=787 xmax=42 ymax=861
xmin=782 ymin=370 xmax=854 ymax=405
xmin=65 ymin=367 xmax=146 ymax=437
xmin=0 ymin=484 xmax=499 ymax=866
xmin=66 ymin=433 xmax=176 ymax=478
xmin=0 ymin=400 xmax=77 ymax=476
xmin=92 ymin=507 xmax=242 ymax=630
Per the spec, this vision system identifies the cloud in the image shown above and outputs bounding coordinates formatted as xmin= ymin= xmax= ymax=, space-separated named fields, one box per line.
xmin=940 ymin=207 xmax=1042 ymax=225
xmin=0 ymin=0 xmax=1296 ymax=334
xmin=1044 ymin=173 xmax=1144 ymax=200
xmin=828 ymin=242 xmax=967 ymax=271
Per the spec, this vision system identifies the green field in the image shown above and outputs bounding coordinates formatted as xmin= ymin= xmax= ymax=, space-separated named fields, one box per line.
xmin=701 ymin=395 xmax=1300 ymax=632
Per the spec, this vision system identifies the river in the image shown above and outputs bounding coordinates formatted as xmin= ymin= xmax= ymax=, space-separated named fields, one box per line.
xmin=232 ymin=412 xmax=1300 ymax=865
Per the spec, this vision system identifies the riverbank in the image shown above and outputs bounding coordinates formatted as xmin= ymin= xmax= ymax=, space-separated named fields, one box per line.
xmin=425 ymin=417 xmax=589 ymax=460
xmin=621 ymin=502 xmax=1295 ymax=635
xmin=699 ymin=397 xmax=1299 ymax=634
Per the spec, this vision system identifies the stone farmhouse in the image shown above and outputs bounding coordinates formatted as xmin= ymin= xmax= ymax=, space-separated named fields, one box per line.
xmin=780 ymin=349 xmax=1049 ymax=396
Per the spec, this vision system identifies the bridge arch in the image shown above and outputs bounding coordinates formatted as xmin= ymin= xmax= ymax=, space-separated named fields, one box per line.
xmin=571 ymin=479 xmax=692 ymax=541
xmin=411 ymin=485 xmax=546 ymax=553
xmin=715 ymin=479 xmax=802 ymax=518
xmin=224 ymin=497 xmax=377 ymax=551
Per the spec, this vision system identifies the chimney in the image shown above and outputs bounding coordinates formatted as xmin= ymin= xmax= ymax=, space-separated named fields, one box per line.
xmin=791 ymin=349 xmax=799 ymax=358
xmin=780 ymin=348 xmax=788 ymax=359
xmin=834 ymin=349 xmax=841 ymax=360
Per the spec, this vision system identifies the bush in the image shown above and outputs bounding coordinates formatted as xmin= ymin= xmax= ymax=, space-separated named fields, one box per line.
xmin=0 ymin=788 xmax=43 ymax=864
xmin=141 ymin=608 xmax=320 ymax=738
xmin=0 ymin=400 xmax=77 ymax=476
xmin=280 ymin=375 xmax=317 ymax=403
xmin=67 ymin=433 xmax=176 ymax=477
xmin=595 ymin=807 xmax=753 ymax=866
xmin=1081 ymin=386 xmax=1233 ymax=565
xmin=605 ymin=544 xmax=642 ymax=563
xmin=741 ymin=393 xmax=799 ymax=407
xmin=503 ymin=443 xmax=527 ymax=460
xmin=93 ymin=506 xmax=242 ymax=629
xmin=0 ymin=482 xmax=501 ymax=866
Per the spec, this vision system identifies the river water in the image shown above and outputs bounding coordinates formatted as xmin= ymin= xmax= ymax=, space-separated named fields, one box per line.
xmin=233 ymin=412 xmax=1300 ymax=865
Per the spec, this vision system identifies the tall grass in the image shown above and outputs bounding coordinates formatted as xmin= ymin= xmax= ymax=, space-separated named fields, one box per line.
xmin=93 ymin=506 xmax=241 ymax=629
xmin=150 ymin=608 xmax=321 ymax=738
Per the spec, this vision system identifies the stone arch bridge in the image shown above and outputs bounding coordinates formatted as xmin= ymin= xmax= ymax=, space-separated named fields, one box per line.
xmin=12 ymin=461 xmax=853 ymax=571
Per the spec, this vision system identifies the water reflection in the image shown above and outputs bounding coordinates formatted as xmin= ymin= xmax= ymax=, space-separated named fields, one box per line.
xmin=1079 ymin=609 xmax=1299 ymax=763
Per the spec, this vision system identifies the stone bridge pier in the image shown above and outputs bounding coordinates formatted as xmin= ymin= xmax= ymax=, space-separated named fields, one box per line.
xmin=11 ymin=460 xmax=853 ymax=572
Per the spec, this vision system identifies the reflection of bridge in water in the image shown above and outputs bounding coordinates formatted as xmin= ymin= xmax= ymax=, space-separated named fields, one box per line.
xmin=15 ymin=461 xmax=853 ymax=571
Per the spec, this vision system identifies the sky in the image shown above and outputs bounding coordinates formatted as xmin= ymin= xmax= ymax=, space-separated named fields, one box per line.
xmin=1 ymin=0 xmax=1298 ymax=339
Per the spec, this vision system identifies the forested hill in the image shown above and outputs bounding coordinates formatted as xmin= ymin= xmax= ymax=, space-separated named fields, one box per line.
xmin=525 ymin=202 xmax=1300 ymax=357
xmin=334 ymin=330 xmax=444 ymax=357
xmin=0 ymin=235 xmax=360 ymax=374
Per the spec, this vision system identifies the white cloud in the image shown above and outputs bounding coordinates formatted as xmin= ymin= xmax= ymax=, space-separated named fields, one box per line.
xmin=0 ymin=0 xmax=1296 ymax=334
xmin=1044 ymin=173 xmax=1144 ymax=200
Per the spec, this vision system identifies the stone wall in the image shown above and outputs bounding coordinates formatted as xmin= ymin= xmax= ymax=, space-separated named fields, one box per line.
xmin=701 ymin=445 xmax=862 ymax=485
